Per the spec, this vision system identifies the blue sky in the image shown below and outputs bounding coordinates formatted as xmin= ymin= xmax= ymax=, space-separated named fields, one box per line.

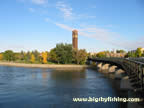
xmin=0 ymin=0 xmax=144 ymax=52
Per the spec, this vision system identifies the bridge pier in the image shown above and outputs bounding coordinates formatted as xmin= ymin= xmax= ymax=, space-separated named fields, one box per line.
xmin=101 ymin=63 xmax=110 ymax=72
xmin=108 ymin=65 xmax=117 ymax=73
xmin=88 ymin=57 xmax=144 ymax=107
xmin=115 ymin=69 xmax=125 ymax=79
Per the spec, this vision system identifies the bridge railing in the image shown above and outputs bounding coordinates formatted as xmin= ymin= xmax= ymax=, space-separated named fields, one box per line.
xmin=88 ymin=57 xmax=144 ymax=91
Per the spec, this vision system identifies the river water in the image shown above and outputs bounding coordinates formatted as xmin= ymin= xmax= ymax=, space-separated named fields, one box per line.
xmin=0 ymin=66 xmax=120 ymax=108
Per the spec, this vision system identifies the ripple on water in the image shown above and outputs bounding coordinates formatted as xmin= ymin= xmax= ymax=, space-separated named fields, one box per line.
xmin=0 ymin=67 xmax=119 ymax=108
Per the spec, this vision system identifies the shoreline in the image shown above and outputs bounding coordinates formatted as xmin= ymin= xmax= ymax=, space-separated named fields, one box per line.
xmin=0 ymin=62 xmax=88 ymax=70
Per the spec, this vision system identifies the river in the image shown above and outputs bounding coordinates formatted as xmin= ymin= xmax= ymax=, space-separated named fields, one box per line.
xmin=0 ymin=66 xmax=121 ymax=108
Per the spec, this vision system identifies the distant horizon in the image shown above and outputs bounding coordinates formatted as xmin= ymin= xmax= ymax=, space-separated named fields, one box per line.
xmin=0 ymin=0 xmax=144 ymax=52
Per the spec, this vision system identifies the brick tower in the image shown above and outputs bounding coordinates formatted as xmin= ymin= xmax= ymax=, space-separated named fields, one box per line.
xmin=72 ymin=30 xmax=78 ymax=50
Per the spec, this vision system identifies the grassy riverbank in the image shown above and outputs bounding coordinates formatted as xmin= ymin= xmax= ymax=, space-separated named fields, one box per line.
xmin=0 ymin=61 xmax=88 ymax=70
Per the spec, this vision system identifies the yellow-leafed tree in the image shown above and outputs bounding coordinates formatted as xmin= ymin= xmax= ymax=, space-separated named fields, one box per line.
xmin=30 ymin=54 xmax=35 ymax=63
xmin=0 ymin=54 xmax=3 ymax=60
xmin=42 ymin=52 xmax=48 ymax=64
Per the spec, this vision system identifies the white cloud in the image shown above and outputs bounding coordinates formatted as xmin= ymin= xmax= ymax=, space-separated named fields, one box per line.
xmin=56 ymin=1 xmax=73 ymax=19
xmin=112 ymin=38 xmax=144 ymax=50
xmin=44 ymin=18 xmax=54 ymax=23
xmin=31 ymin=0 xmax=47 ymax=5
xmin=55 ymin=22 xmax=144 ymax=50
xmin=56 ymin=1 xmax=96 ymax=20
xmin=28 ymin=8 xmax=35 ymax=12
xmin=45 ymin=18 xmax=50 ymax=22
xmin=55 ymin=23 xmax=73 ymax=31
xmin=55 ymin=22 xmax=117 ymax=41
xmin=18 ymin=0 xmax=48 ymax=5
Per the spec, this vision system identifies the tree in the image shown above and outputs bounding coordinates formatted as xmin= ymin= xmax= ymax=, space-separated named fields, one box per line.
xmin=73 ymin=49 xmax=87 ymax=64
xmin=3 ymin=50 xmax=15 ymax=61
xmin=32 ymin=50 xmax=40 ymax=62
xmin=127 ymin=51 xmax=136 ymax=58
xmin=49 ymin=48 xmax=58 ymax=63
xmin=55 ymin=43 xmax=73 ymax=64
xmin=14 ymin=53 xmax=21 ymax=61
xmin=0 ymin=53 xmax=3 ymax=60
xmin=96 ymin=52 xmax=106 ymax=58
xmin=116 ymin=50 xmax=126 ymax=53
xmin=41 ymin=52 xmax=48 ymax=64
xmin=142 ymin=53 xmax=144 ymax=57
xmin=20 ymin=51 xmax=25 ymax=61
xmin=135 ymin=48 xmax=142 ymax=57
xmin=25 ymin=51 xmax=31 ymax=62
xmin=30 ymin=54 xmax=35 ymax=63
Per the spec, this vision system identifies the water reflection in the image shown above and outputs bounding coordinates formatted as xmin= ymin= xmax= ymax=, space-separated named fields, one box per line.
xmin=42 ymin=69 xmax=48 ymax=80
xmin=0 ymin=66 xmax=119 ymax=108
xmin=51 ymin=69 xmax=86 ymax=80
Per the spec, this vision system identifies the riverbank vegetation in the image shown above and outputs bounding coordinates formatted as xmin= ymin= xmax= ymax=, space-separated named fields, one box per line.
xmin=0 ymin=43 xmax=88 ymax=65
xmin=89 ymin=47 xmax=144 ymax=58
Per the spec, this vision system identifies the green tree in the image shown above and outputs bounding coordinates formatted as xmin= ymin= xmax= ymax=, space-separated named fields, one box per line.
xmin=3 ymin=50 xmax=15 ymax=61
xmin=116 ymin=50 xmax=126 ymax=53
xmin=32 ymin=50 xmax=40 ymax=62
xmin=73 ymin=49 xmax=87 ymax=64
xmin=25 ymin=51 xmax=31 ymax=62
xmin=14 ymin=53 xmax=21 ymax=61
xmin=96 ymin=52 xmax=106 ymax=58
xmin=126 ymin=52 xmax=135 ymax=58
xmin=54 ymin=43 xmax=73 ymax=64
xmin=142 ymin=53 xmax=144 ymax=57
xmin=20 ymin=51 xmax=25 ymax=61
xmin=135 ymin=48 xmax=142 ymax=57
xmin=49 ymin=49 xmax=58 ymax=63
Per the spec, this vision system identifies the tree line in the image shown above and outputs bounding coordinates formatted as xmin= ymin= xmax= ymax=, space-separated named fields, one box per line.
xmin=0 ymin=43 xmax=88 ymax=65
xmin=88 ymin=48 xmax=144 ymax=58
xmin=126 ymin=48 xmax=144 ymax=58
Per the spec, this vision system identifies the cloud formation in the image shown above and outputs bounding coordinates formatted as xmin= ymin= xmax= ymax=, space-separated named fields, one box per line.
xmin=31 ymin=0 xmax=47 ymax=5
xmin=55 ymin=23 xmax=73 ymax=31
xmin=19 ymin=0 xmax=48 ymax=5
xmin=56 ymin=1 xmax=73 ymax=19
xmin=55 ymin=22 xmax=118 ymax=41
xmin=55 ymin=22 xmax=144 ymax=50
xmin=18 ymin=0 xmax=144 ymax=50
xmin=28 ymin=8 xmax=35 ymax=12
xmin=56 ymin=1 xmax=96 ymax=20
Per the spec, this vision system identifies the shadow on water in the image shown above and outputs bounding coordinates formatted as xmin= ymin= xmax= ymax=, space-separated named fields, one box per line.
xmin=90 ymin=67 xmax=144 ymax=108
xmin=88 ymin=68 xmax=128 ymax=108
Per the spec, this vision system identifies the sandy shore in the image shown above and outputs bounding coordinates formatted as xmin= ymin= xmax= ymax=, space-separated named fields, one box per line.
xmin=0 ymin=62 xmax=88 ymax=70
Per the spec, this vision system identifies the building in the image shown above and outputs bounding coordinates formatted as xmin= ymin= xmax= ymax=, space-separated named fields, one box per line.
xmin=72 ymin=30 xmax=78 ymax=50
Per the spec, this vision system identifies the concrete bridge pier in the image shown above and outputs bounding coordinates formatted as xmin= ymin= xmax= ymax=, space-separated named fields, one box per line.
xmin=114 ymin=69 xmax=125 ymax=79
xmin=108 ymin=65 xmax=117 ymax=73
xmin=96 ymin=62 xmax=103 ymax=72
xmin=101 ymin=63 xmax=110 ymax=73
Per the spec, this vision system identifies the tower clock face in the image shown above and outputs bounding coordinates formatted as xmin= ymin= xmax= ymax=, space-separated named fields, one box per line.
xmin=73 ymin=35 xmax=78 ymax=38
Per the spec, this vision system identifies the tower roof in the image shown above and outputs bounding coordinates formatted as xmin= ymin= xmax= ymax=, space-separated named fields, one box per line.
xmin=72 ymin=29 xmax=78 ymax=33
